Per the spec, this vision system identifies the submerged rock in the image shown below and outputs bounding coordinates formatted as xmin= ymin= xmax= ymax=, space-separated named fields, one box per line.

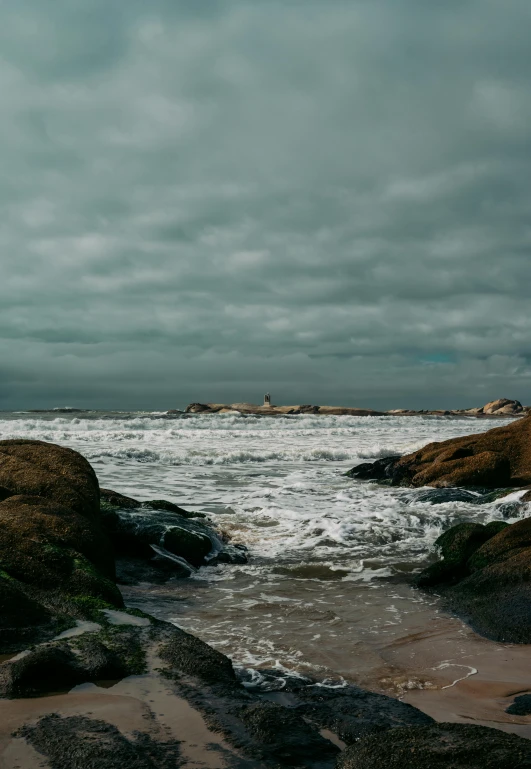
xmin=337 ymin=723 xmax=531 ymax=769
xmin=348 ymin=414 xmax=531 ymax=488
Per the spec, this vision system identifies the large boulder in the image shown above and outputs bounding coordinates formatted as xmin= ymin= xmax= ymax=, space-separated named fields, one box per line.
xmin=337 ymin=723 xmax=531 ymax=769
xmin=0 ymin=439 xmax=100 ymax=518
xmin=417 ymin=517 xmax=531 ymax=642
xmin=482 ymin=398 xmax=523 ymax=415
xmin=349 ymin=414 xmax=531 ymax=488
xmin=0 ymin=441 xmax=122 ymax=652
xmin=0 ymin=495 xmax=114 ymax=584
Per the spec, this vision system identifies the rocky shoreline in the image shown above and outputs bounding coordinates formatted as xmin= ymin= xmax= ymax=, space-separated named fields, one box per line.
xmin=1 ymin=436 xmax=531 ymax=767
xmin=348 ymin=414 xmax=531 ymax=645
xmin=183 ymin=397 xmax=529 ymax=419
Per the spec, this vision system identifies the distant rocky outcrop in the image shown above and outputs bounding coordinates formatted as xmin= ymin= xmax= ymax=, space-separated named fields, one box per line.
xmin=348 ymin=413 xmax=531 ymax=488
xmin=459 ymin=398 xmax=526 ymax=416
xmin=183 ymin=398 xmax=529 ymax=419
xmin=186 ymin=402 xmax=386 ymax=417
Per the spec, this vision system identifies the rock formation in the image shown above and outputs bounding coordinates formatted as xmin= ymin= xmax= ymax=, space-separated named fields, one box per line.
xmin=348 ymin=413 xmax=531 ymax=488
xmin=184 ymin=397 xmax=529 ymax=418
xmin=416 ymin=515 xmax=531 ymax=642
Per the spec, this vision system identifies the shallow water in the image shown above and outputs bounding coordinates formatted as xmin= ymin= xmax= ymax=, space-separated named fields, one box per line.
xmin=2 ymin=410 xmax=530 ymax=727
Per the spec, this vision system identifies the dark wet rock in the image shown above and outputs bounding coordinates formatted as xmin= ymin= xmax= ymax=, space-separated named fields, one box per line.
xmin=349 ymin=414 xmax=531 ymax=488
xmin=468 ymin=516 xmax=531 ymax=572
xmin=437 ymin=521 xmax=498 ymax=563
xmin=106 ymin=506 xmax=217 ymax=566
xmin=0 ymin=576 xmax=52 ymax=629
xmin=209 ymin=543 xmax=249 ymax=565
xmin=417 ymin=520 xmax=510 ymax=588
xmin=293 ymin=684 xmax=434 ymax=744
xmin=142 ymin=499 xmax=205 ymax=519
xmin=346 ymin=456 xmax=401 ymax=482
xmin=100 ymin=489 xmax=233 ymax=574
xmin=0 ymin=621 xmax=151 ymax=698
xmin=336 ymin=722 xmax=531 ymax=769
xmin=17 ymin=714 xmax=184 ymax=769
xmin=101 ymin=488 xmax=205 ymax=519
xmin=0 ymin=643 xmax=110 ymax=698
xmin=412 ymin=487 xmax=484 ymax=504
xmin=163 ymin=525 xmax=213 ymax=567
xmin=506 ymin=693 xmax=531 ymax=715
xmin=100 ymin=487 xmax=141 ymax=509
xmin=238 ymin=701 xmax=338 ymax=765
xmin=0 ymin=439 xmax=100 ymax=518
xmin=115 ymin=555 xmax=191 ymax=585
xmin=185 ymin=402 xmax=214 ymax=413
xmin=159 ymin=626 xmax=238 ymax=687
xmin=0 ymin=575 xmax=59 ymax=650
xmin=418 ymin=517 xmax=531 ymax=642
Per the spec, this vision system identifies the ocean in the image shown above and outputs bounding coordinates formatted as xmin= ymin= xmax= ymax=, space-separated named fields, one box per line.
xmin=2 ymin=410 xmax=528 ymax=708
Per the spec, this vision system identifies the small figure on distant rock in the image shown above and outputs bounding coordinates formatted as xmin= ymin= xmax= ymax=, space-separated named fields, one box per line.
xmin=264 ymin=393 xmax=271 ymax=407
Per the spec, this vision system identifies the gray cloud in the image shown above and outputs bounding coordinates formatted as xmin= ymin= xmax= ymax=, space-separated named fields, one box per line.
xmin=1 ymin=0 xmax=531 ymax=409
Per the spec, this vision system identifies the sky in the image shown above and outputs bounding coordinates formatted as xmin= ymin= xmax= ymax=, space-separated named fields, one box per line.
xmin=1 ymin=0 xmax=531 ymax=410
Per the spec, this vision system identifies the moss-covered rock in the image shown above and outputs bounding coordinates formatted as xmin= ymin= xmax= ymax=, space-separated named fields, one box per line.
xmin=0 ymin=439 xmax=100 ymax=518
xmin=416 ymin=520 xmax=508 ymax=588
xmin=467 ymin=517 xmax=531 ymax=572
xmin=0 ymin=441 xmax=122 ymax=652
xmin=418 ymin=517 xmax=531 ymax=642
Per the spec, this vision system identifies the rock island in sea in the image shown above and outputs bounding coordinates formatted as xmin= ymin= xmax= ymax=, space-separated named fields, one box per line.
xmin=183 ymin=396 xmax=528 ymax=418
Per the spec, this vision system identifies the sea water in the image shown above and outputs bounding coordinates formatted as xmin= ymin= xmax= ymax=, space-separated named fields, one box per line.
xmin=1 ymin=411 xmax=526 ymax=695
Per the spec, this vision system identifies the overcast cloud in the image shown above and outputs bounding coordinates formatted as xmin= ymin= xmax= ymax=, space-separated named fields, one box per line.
xmin=1 ymin=0 xmax=531 ymax=410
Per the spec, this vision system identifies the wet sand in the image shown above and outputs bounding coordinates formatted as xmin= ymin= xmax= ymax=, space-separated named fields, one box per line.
xmin=0 ymin=672 xmax=247 ymax=769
